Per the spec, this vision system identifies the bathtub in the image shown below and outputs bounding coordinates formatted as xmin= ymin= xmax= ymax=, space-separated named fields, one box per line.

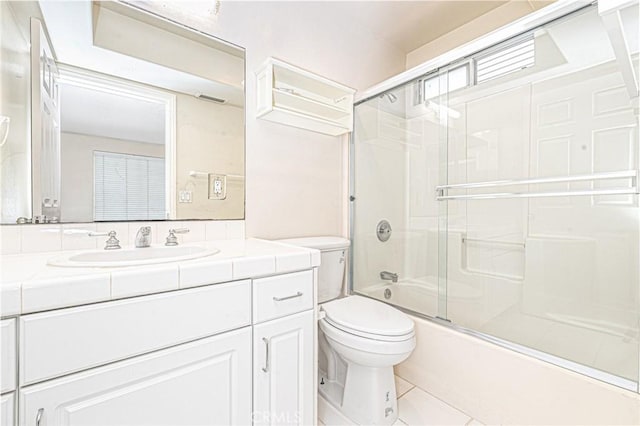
xmin=358 ymin=276 xmax=484 ymax=320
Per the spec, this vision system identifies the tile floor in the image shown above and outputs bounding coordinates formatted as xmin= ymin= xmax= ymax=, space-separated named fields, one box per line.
xmin=393 ymin=376 xmax=482 ymax=426
xmin=318 ymin=375 xmax=483 ymax=426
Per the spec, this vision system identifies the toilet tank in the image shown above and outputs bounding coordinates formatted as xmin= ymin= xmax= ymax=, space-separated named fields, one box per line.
xmin=276 ymin=236 xmax=350 ymax=303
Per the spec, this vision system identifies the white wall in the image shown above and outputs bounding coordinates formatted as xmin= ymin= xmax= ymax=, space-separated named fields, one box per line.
xmin=131 ymin=1 xmax=406 ymax=239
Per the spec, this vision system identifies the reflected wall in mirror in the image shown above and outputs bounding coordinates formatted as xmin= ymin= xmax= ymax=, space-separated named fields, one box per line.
xmin=0 ymin=1 xmax=245 ymax=224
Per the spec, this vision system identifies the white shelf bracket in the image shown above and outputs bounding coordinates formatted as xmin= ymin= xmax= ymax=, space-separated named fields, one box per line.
xmin=599 ymin=0 xmax=639 ymax=105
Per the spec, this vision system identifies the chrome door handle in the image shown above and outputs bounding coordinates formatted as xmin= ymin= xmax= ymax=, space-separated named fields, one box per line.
xmin=273 ymin=292 xmax=303 ymax=302
xmin=261 ymin=337 xmax=270 ymax=373
xmin=36 ymin=408 xmax=44 ymax=426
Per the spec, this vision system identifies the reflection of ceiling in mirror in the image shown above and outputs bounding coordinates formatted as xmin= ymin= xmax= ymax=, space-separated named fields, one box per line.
xmin=38 ymin=1 xmax=244 ymax=107
xmin=60 ymin=83 xmax=166 ymax=144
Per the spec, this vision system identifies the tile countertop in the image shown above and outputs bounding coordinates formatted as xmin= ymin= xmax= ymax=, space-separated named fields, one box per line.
xmin=0 ymin=239 xmax=321 ymax=317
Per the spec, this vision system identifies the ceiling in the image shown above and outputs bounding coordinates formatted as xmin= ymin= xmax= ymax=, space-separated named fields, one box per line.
xmin=331 ymin=1 xmax=509 ymax=53
xmin=60 ymin=83 xmax=166 ymax=144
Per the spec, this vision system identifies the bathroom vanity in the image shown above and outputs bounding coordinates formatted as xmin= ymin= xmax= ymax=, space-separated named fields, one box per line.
xmin=0 ymin=239 xmax=319 ymax=425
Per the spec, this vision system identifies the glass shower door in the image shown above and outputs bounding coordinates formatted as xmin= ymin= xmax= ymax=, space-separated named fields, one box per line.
xmin=438 ymin=4 xmax=640 ymax=386
xmin=352 ymin=1 xmax=640 ymax=389
xmin=352 ymin=73 xmax=447 ymax=319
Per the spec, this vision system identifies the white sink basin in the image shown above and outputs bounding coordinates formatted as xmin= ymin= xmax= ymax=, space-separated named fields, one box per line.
xmin=48 ymin=245 xmax=219 ymax=268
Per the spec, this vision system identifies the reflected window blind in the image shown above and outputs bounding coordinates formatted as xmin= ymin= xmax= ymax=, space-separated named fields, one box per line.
xmin=94 ymin=151 xmax=165 ymax=221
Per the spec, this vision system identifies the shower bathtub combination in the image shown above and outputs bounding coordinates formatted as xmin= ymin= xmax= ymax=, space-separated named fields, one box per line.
xmin=350 ymin=0 xmax=640 ymax=391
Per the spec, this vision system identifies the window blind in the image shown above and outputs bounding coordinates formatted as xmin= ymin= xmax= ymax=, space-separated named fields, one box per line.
xmin=94 ymin=151 xmax=165 ymax=221
xmin=476 ymin=35 xmax=535 ymax=83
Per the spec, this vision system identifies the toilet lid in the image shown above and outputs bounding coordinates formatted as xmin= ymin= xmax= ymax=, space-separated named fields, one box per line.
xmin=322 ymin=296 xmax=414 ymax=338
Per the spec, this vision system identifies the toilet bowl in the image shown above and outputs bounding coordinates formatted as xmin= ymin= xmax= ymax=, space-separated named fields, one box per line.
xmin=277 ymin=237 xmax=416 ymax=425
xmin=319 ymin=295 xmax=415 ymax=425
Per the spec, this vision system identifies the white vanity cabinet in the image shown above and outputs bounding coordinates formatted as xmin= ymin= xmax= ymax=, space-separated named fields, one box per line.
xmin=17 ymin=279 xmax=254 ymax=426
xmin=252 ymin=271 xmax=315 ymax=426
xmin=4 ymin=265 xmax=317 ymax=426
xmin=20 ymin=328 xmax=252 ymax=426
xmin=1 ymin=319 xmax=16 ymax=426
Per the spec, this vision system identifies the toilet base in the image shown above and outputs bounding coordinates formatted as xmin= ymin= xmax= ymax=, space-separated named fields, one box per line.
xmin=342 ymin=363 xmax=398 ymax=425
xmin=318 ymin=364 xmax=398 ymax=425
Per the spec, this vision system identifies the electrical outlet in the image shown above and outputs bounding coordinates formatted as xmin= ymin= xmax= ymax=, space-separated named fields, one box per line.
xmin=208 ymin=174 xmax=227 ymax=200
xmin=179 ymin=190 xmax=192 ymax=203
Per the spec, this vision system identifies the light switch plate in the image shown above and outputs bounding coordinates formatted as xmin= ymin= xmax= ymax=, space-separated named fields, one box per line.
xmin=208 ymin=174 xmax=227 ymax=200
xmin=179 ymin=190 xmax=192 ymax=203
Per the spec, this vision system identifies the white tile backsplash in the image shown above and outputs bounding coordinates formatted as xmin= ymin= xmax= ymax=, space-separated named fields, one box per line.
xmin=1 ymin=220 xmax=244 ymax=254
xmin=61 ymin=224 xmax=98 ymax=251
xmin=0 ymin=226 xmax=21 ymax=255
xmin=226 ymin=221 xmax=245 ymax=239
xmin=20 ymin=225 xmax=62 ymax=253
xmin=205 ymin=221 xmax=227 ymax=240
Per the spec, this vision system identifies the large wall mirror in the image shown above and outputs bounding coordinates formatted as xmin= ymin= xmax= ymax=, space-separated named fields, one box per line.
xmin=0 ymin=1 xmax=245 ymax=224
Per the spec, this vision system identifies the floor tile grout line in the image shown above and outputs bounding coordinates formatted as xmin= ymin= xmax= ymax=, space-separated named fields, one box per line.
xmin=404 ymin=384 xmax=475 ymax=424
xmin=396 ymin=383 xmax=416 ymax=399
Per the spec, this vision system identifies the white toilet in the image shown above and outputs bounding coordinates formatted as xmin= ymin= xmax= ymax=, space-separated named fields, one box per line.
xmin=278 ymin=236 xmax=416 ymax=425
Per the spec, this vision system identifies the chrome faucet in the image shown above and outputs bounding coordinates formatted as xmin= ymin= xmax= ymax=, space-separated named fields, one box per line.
xmin=380 ymin=271 xmax=398 ymax=283
xmin=165 ymin=228 xmax=190 ymax=246
xmin=135 ymin=226 xmax=152 ymax=248
xmin=88 ymin=230 xmax=121 ymax=250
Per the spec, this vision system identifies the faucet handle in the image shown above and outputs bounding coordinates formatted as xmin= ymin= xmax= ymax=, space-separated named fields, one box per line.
xmin=165 ymin=228 xmax=190 ymax=246
xmin=88 ymin=230 xmax=121 ymax=250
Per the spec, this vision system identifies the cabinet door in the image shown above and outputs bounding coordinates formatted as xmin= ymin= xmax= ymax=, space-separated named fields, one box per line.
xmin=1 ymin=393 xmax=15 ymax=426
xmin=20 ymin=327 xmax=251 ymax=426
xmin=253 ymin=310 xmax=314 ymax=426
xmin=1 ymin=319 xmax=16 ymax=393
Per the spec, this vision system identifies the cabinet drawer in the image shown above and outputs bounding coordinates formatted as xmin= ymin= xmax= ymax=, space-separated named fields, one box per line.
xmin=20 ymin=280 xmax=251 ymax=385
xmin=253 ymin=270 xmax=313 ymax=323
xmin=1 ymin=319 xmax=16 ymax=393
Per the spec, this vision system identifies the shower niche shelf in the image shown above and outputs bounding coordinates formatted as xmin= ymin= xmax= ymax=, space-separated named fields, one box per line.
xmin=256 ymin=57 xmax=356 ymax=136
xmin=358 ymin=103 xmax=423 ymax=149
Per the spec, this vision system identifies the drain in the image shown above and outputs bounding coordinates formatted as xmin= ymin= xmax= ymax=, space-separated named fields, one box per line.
xmin=384 ymin=288 xmax=392 ymax=299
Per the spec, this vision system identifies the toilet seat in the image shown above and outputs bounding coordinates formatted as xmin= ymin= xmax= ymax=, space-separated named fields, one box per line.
xmin=323 ymin=316 xmax=414 ymax=342
xmin=321 ymin=295 xmax=415 ymax=341
xmin=319 ymin=318 xmax=415 ymax=356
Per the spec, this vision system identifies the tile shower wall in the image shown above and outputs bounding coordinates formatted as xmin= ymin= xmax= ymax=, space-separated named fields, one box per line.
xmin=0 ymin=220 xmax=245 ymax=255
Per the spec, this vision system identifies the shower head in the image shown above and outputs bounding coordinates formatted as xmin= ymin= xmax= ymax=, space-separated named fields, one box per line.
xmin=379 ymin=92 xmax=398 ymax=103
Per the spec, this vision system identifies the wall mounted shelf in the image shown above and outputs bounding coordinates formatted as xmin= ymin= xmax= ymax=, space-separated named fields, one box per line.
xmin=256 ymin=57 xmax=355 ymax=136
